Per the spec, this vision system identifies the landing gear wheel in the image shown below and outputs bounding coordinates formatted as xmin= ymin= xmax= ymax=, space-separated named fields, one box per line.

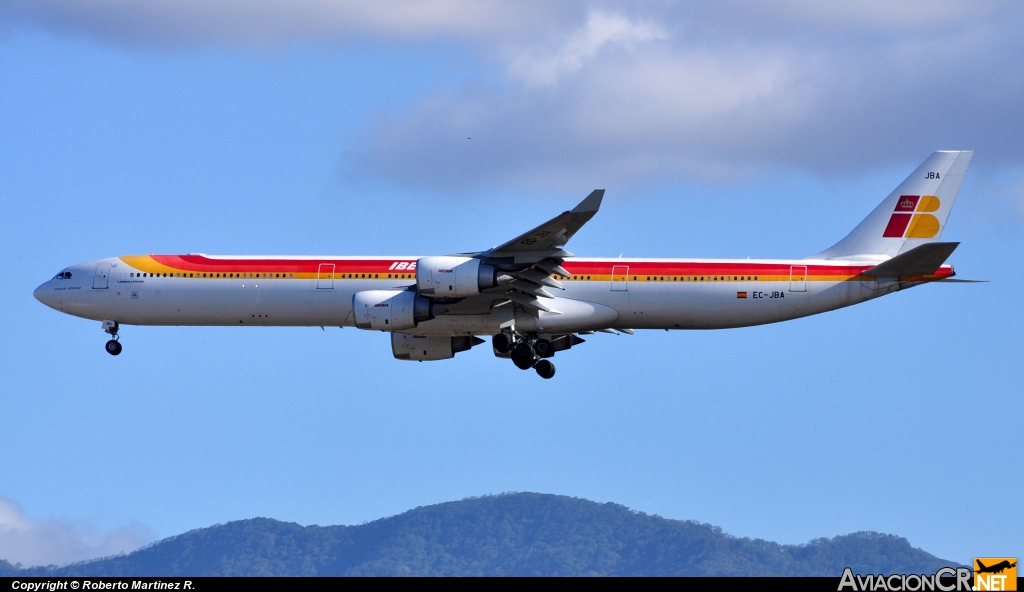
xmin=513 ymin=341 xmax=535 ymax=359
xmin=512 ymin=353 xmax=535 ymax=370
xmin=534 ymin=339 xmax=554 ymax=357
xmin=534 ymin=359 xmax=556 ymax=379
xmin=493 ymin=333 xmax=513 ymax=353
xmin=105 ymin=340 xmax=122 ymax=356
xmin=511 ymin=341 xmax=536 ymax=370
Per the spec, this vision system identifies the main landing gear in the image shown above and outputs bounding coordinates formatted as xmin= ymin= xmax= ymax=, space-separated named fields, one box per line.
xmin=534 ymin=359 xmax=556 ymax=379
xmin=493 ymin=332 xmax=557 ymax=379
xmin=102 ymin=320 xmax=122 ymax=356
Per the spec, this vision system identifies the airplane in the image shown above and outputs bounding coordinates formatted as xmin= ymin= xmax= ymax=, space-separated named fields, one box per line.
xmin=976 ymin=560 xmax=1016 ymax=574
xmin=35 ymin=150 xmax=974 ymax=379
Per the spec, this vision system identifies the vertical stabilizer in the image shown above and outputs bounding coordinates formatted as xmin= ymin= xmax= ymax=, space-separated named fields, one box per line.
xmin=812 ymin=151 xmax=973 ymax=260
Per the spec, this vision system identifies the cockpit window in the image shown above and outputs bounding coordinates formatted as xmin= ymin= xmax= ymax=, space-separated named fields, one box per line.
xmin=52 ymin=271 xmax=72 ymax=280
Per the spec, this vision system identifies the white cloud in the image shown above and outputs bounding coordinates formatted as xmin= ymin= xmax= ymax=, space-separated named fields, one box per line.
xmin=0 ymin=0 xmax=561 ymax=46
xmin=0 ymin=497 xmax=154 ymax=568
xmin=4 ymin=1 xmax=1023 ymax=189
xmin=506 ymin=11 xmax=666 ymax=87
xmin=345 ymin=3 xmax=1024 ymax=190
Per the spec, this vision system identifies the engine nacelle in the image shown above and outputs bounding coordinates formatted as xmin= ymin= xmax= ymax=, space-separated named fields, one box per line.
xmin=353 ymin=290 xmax=435 ymax=331
xmin=391 ymin=334 xmax=484 ymax=361
xmin=416 ymin=256 xmax=497 ymax=298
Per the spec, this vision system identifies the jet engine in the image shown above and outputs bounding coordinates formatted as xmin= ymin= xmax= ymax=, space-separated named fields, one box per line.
xmin=392 ymin=334 xmax=485 ymax=361
xmin=416 ymin=256 xmax=498 ymax=298
xmin=352 ymin=290 xmax=439 ymax=331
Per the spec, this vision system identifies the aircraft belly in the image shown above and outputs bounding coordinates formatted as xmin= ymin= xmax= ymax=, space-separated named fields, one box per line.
xmin=408 ymin=297 xmax=619 ymax=336
xmin=516 ymin=298 xmax=618 ymax=333
xmin=581 ymin=280 xmax=871 ymax=330
xmin=94 ymin=280 xmax=359 ymax=327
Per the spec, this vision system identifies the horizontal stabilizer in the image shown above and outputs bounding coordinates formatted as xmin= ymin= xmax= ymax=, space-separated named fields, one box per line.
xmin=862 ymin=242 xmax=959 ymax=278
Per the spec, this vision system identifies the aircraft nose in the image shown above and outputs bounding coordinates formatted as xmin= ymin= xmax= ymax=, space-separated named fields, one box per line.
xmin=34 ymin=282 xmax=56 ymax=308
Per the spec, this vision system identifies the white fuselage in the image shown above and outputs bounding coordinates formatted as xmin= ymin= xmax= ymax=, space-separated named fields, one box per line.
xmin=34 ymin=255 xmax=938 ymax=336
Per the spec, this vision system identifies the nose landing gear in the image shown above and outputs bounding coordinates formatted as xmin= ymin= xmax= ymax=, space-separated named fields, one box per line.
xmin=105 ymin=339 xmax=122 ymax=356
xmin=102 ymin=320 xmax=122 ymax=356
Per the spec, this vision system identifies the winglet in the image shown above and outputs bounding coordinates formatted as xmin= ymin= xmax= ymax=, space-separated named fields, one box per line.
xmin=572 ymin=189 xmax=604 ymax=213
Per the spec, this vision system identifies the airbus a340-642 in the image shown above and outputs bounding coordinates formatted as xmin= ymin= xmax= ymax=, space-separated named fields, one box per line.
xmin=35 ymin=151 xmax=974 ymax=379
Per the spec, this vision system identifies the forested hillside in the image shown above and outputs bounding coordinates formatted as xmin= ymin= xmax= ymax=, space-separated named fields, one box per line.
xmin=1 ymin=493 xmax=959 ymax=576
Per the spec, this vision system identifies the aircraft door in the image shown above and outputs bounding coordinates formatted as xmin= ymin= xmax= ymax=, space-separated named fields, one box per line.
xmin=789 ymin=265 xmax=807 ymax=292
xmin=317 ymin=263 xmax=335 ymax=289
xmin=92 ymin=262 xmax=111 ymax=289
xmin=611 ymin=265 xmax=629 ymax=291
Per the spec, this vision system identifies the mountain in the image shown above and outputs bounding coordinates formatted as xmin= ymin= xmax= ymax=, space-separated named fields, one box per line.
xmin=1 ymin=493 xmax=960 ymax=576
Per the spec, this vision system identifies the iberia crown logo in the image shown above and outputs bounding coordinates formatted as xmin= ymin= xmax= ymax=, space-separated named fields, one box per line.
xmin=974 ymin=557 xmax=1017 ymax=591
xmin=882 ymin=195 xmax=941 ymax=238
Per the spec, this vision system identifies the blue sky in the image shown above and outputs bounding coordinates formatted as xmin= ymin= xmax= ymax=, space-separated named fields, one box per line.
xmin=1 ymin=2 xmax=1022 ymax=567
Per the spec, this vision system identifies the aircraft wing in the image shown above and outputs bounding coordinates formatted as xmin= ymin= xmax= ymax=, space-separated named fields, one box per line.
xmin=447 ymin=190 xmax=605 ymax=317
xmin=486 ymin=190 xmax=604 ymax=262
